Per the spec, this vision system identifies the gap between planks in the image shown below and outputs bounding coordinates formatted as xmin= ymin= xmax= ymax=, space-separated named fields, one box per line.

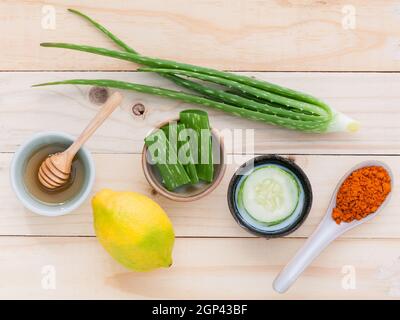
xmin=0 ymin=235 xmax=398 ymax=241
xmin=2 ymin=152 xmax=400 ymax=156
xmin=2 ymin=70 xmax=400 ymax=73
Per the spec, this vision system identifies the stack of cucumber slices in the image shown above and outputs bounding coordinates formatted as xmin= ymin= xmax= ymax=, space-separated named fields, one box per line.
xmin=238 ymin=166 xmax=301 ymax=226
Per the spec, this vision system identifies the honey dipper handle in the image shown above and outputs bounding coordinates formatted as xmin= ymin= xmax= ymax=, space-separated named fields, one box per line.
xmin=66 ymin=92 xmax=123 ymax=157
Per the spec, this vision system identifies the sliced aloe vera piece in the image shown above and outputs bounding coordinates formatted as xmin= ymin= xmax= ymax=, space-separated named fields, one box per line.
xmin=144 ymin=129 xmax=190 ymax=191
xmin=161 ymin=122 xmax=199 ymax=184
xmin=179 ymin=110 xmax=214 ymax=183
xmin=240 ymin=166 xmax=300 ymax=224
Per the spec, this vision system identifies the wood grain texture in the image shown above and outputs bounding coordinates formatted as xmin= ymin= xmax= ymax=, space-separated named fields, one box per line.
xmin=1 ymin=72 xmax=400 ymax=154
xmin=2 ymin=153 xmax=399 ymax=238
xmin=2 ymin=1 xmax=400 ymax=299
xmin=0 ymin=236 xmax=398 ymax=299
xmin=2 ymin=0 xmax=400 ymax=71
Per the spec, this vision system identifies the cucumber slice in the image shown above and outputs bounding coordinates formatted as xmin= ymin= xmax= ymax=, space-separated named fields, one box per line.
xmin=240 ymin=166 xmax=300 ymax=224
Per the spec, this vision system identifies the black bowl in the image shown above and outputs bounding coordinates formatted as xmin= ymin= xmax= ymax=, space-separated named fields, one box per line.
xmin=227 ymin=155 xmax=313 ymax=238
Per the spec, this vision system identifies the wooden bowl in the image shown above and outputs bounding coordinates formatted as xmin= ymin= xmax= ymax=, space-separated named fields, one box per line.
xmin=142 ymin=118 xmax=226 ymax=202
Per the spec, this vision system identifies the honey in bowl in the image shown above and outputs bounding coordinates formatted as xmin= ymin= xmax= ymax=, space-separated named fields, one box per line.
xmin=23 ymin=144 xmax=85 ymax=205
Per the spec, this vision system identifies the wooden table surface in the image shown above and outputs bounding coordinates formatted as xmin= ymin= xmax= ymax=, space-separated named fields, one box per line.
xmin=1 ymin=0 xmax=400 ymax=299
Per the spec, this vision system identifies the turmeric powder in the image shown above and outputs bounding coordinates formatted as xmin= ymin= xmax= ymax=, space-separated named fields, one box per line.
xmin=332 ymin=166 xmax=391 ymax=224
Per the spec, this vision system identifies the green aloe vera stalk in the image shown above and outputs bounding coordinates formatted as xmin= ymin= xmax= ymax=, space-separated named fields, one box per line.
xmin=33 ymin=79 xmax=333 ymax=132
xmin=67 ymin=9 xmax=138 ymax=54
xmin=179 ymin=110 xmax=213 ymax=183
xmin=36 ymin=9 xmax=360 ymax=134
xmin=59 ymin=10 xmax=327 ymax=118
xmin=161 ymin=122 xmax=199 ymax=184
xmin=140 ymin=68 xmax=330 ymax=118
xmin=144 ymin=129 xmax=190 ymax=191
xmin=161 ymin=73 xmax=329 ymax=122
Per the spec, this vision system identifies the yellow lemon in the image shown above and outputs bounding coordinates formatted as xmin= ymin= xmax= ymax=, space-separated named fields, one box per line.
xmin=92 ymin=189 xmax=175 ymax=272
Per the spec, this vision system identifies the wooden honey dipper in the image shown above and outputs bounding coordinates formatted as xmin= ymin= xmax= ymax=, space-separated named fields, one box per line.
xmin=38 ymin=92 xmax=123 ymax=190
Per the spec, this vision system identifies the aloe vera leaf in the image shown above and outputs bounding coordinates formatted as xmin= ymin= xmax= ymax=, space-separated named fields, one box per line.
xmin=161 ymin=73 xmax=330 ymax=124
xmin=40 ymin=42 xmax=351 ymax=132
xmin=144 ymin=129 xmax=190 ymax=191
xmin=179 ymin=110 xmax=213 ymax=183
xmin=41 ymin=10 xmax=359 ymax=132
xmin=65 ymin=10 xmax=326 ymax=105
xmin=68 ymin=9 xmax=138 ymax=54
xmin=139 ymin=67 xmax=330 ymax=118
xmin=40 ymin=41 xmax=330 ymax=110
xmin=68 ymin=8 xmax=301 ymax=117
xmin=33 ymin=79 xmax=331 ymax=132
xmin=161 ymin=122 xmax=199 ymax=184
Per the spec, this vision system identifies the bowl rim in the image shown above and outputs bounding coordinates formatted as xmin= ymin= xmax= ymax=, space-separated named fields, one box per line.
xmin=227 ymin=154 xmax=313 ymax=238
xmin=10 ymin=131 xmax=95 ymax=216
xmin=142 ymin=117 xmax=226 ymax=202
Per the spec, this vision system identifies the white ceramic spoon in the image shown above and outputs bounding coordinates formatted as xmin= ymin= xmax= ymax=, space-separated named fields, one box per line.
xmin=273 ymin=160 xmax=394 ymax=294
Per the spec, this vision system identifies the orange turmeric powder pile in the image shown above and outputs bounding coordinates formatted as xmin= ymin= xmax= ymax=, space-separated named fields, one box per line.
xmin=332 ymin=166 xmax=391 ymax=224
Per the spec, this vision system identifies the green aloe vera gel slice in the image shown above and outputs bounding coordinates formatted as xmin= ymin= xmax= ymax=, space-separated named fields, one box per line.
xmin=161 ymin=122 xmax=199 ymax=184
xmin=144 ymin=129 xmax=190 ymax=191
xmin=179 ymin=110 xmax=214 ymax=183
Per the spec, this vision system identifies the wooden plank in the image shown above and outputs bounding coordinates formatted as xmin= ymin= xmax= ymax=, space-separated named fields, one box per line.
xmin=2 ymin=154 xmax=399 ymax=238
xmin=0 ymin=236 xmax=398 ymax=299
xmin=3 ymin=1 xmax=400 ymax=301
xmin=1 ymin=72 xmax=400 ymax=154
xmin=2 ymin=1 xmax=400 ymax=71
